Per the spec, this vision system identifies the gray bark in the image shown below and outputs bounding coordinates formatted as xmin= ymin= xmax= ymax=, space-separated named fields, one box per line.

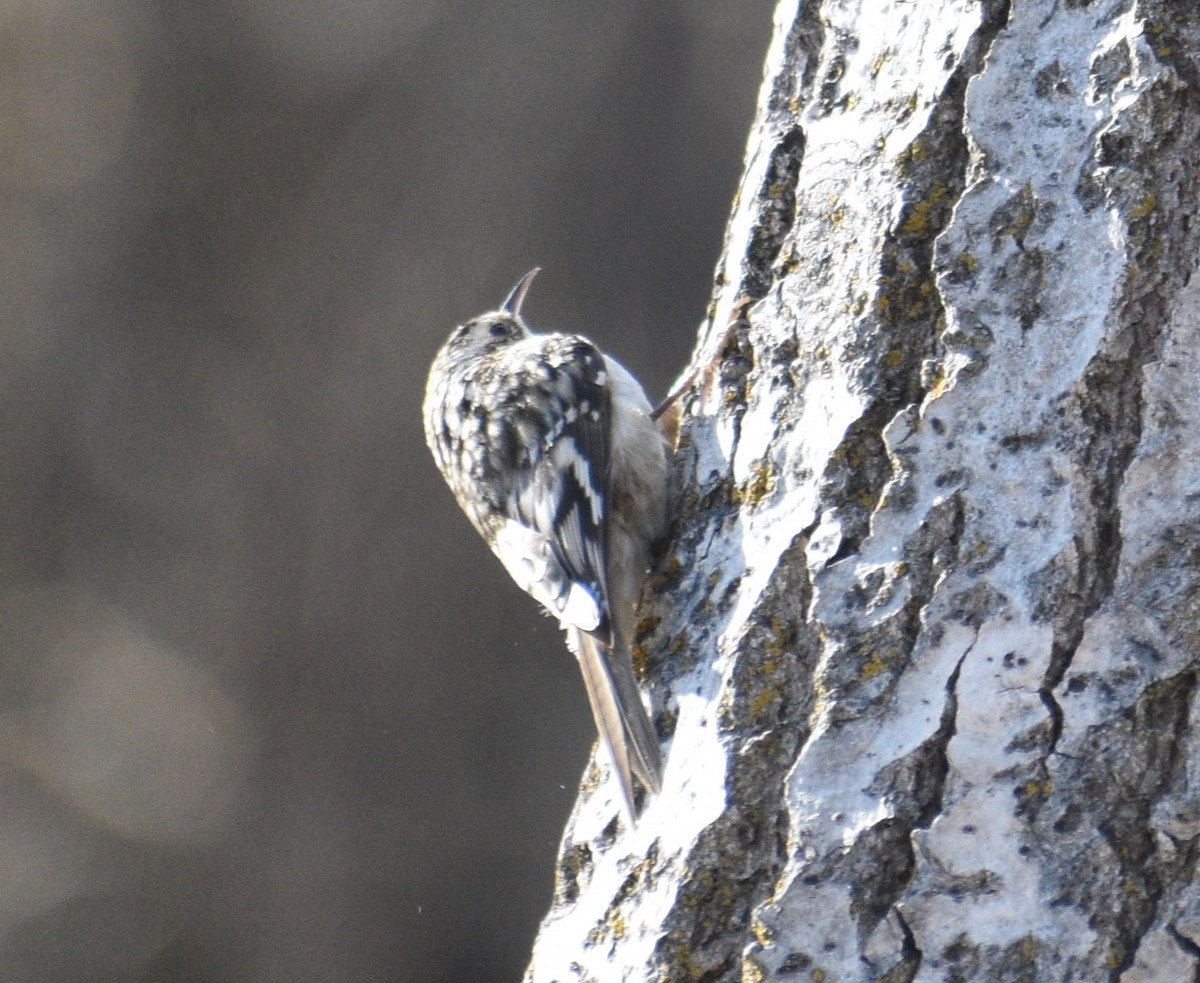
xmin=526 ymin=0 xmax=1200 ymax=980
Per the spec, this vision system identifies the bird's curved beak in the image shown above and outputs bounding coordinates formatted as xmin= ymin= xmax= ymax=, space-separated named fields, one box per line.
xmin=501 ymin=268 xmax=540 ymax=317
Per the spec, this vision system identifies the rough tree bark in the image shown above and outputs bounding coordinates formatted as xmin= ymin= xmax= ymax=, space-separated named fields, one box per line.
xmin=525 ymin=0 xmax=1200 ymax=980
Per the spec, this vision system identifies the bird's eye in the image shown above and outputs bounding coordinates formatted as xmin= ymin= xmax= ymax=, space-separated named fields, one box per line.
xmin=489 ymin=322 xmax=508 ymax=337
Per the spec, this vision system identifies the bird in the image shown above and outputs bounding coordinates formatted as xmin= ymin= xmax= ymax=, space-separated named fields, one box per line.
xmin=422 ymin=269 xmax=668 ymax=818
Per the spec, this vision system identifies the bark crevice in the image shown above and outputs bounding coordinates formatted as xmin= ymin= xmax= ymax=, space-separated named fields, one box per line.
xmin=821 ymin=0 xmax=1011 ymax=566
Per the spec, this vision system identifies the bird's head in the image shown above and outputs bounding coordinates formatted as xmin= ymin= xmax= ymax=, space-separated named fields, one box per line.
xmin=441 ymin=268 xmax=540 ymax=363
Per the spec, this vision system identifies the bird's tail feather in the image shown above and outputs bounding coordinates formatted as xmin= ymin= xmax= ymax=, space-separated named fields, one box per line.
xmin=572 ymin=629 xmax=662 ymax=819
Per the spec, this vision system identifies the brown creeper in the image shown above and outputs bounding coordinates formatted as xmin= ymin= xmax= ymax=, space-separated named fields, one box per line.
xmin=422 ymin=269 xmax=667 ymax=817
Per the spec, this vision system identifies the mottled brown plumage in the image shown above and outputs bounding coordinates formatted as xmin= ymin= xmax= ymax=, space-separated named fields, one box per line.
xmin=422 ymin=270 xmax=667 ymax=817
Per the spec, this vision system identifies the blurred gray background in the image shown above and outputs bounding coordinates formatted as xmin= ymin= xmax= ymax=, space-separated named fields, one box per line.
xmin=1 ymin=2 xmax=773 ymax=980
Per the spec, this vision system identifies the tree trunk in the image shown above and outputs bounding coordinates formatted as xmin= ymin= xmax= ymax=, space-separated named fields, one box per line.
xmin=525 ymin=0 xmax=1200 ymax=979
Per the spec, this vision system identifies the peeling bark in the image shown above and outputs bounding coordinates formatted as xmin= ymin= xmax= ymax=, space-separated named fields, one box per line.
xmin=525 ymin=1 xmax=1200 ymax=980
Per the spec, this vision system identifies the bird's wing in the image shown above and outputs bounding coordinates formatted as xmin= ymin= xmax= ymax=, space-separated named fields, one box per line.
xmin=497 ymin=336 xmax=615 ymax=639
